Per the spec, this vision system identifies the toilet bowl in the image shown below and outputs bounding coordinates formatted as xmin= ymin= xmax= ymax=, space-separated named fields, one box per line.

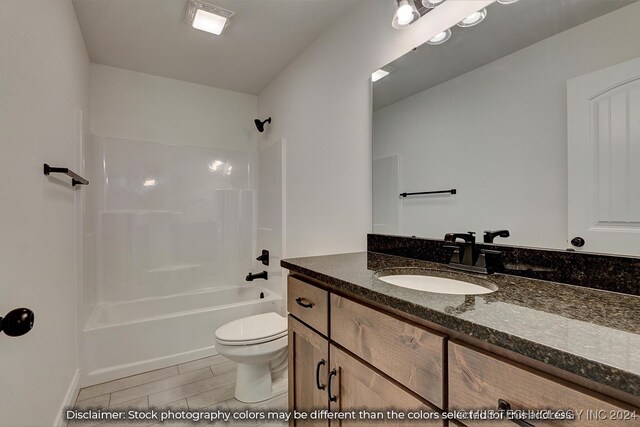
xmin=214 ymin=312 xmax=288 ymax=403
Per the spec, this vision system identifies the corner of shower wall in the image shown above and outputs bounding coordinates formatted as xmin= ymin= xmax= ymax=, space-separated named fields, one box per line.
xmin=81 ymin=133 xmax=104 ymax=324
xmin=257 ymin=138 xmax=287 ymax=314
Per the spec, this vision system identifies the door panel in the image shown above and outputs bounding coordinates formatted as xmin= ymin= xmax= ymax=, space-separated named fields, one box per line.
xmin=328 ymin=344 xmax=442 ymax=426
xmin=568 ymin=56 xmax=640 ymax=255
xmin=289 ymin=316 xmax=329 ymax=426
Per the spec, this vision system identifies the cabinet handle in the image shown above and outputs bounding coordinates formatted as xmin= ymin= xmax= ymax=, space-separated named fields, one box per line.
xmin=315 ymin=359 xmax=326 ymax=390
xmin=498 ymin=399 xmax=534 ymax=427
xmin=328 ymin=368 xmax=337 ymax=402
xmin=295 ymin=297 xmax=314 ymax=308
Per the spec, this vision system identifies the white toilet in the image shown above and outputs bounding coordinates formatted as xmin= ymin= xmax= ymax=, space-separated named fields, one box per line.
xmin=214 ymin=312 xmax=288 ymax=403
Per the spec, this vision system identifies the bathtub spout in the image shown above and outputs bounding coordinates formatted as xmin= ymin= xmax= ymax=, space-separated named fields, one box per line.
xmin=246 ymin=271 xmax=268 ymax=281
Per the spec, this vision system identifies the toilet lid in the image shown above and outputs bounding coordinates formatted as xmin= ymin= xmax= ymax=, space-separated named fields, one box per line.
xmin=215 ymin=312 xmax=287 ymax=345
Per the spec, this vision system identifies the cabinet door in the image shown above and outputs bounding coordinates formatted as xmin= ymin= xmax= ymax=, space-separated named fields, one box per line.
xmin=289 ymin=316 xmax=329 ymax=426
xmin=328 ymin=345 xmax=443 ymax=426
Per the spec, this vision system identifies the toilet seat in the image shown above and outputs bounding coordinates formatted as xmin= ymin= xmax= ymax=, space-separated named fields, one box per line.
xmin=215 ymin=312 xmax=286 ymax=346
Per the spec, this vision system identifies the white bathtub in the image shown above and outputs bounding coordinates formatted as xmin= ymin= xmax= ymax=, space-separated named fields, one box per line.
xmin=81 ymin=285 xmax=282 ymax=386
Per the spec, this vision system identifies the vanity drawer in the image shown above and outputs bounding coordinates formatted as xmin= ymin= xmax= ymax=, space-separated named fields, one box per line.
xmin=448 ymin=341 xmax=633 ymax=427
xmin=287 ymin=276 xmax=328 ymax=336
xmin=330 ymin=294 xmax=446 ymax=408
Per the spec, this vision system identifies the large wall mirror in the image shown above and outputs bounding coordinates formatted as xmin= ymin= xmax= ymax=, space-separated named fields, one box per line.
xmin=372 ymin=0 xmax=640 ymax=257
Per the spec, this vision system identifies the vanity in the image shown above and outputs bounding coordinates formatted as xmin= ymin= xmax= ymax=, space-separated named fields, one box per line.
xmin=282 ymin=250 xmax=640 ymax=426
xmin=283 ymin=0 xmax=640 ymax=425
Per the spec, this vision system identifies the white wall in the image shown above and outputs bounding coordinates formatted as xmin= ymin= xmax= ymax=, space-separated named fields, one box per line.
xmin=258 ymin=0 xmax=493 ymax=258
xmin=0 ymin=0 xmax=89 ymax=425
xmin=90 ymin=64 xmax=257 ymax=151
xmin=373 ymin=2 xmax=640 ymax=249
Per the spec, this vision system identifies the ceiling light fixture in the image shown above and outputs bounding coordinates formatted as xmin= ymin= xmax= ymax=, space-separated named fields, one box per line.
xmin=186 ymin=0 xmax=234 ymax=35
xmin=422 ymin=0 xmax=445 ymax=8
xmin=392 ymin=0 xmax=420 ymax=29
xmin=426 ymin=29 xmax=451 ymax=45
xmin=372 ymin=66 xmax=395 ymax=83
xmin=457 ymin=8 xmax=487 ymax=28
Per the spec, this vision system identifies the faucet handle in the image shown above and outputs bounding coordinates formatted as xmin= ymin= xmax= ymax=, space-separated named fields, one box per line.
xmin=443 ymin=244 xmax=462 ymax=264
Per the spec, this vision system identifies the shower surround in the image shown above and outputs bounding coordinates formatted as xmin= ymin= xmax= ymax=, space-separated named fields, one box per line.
xmin=81 ymin=136 xmax=281 ymax=385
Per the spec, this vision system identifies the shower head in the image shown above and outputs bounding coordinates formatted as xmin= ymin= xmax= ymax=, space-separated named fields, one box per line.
xmin=254 ymin=117 xmax=271 ymax=132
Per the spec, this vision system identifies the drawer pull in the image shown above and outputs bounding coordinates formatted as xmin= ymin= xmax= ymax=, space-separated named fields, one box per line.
xmin=315 ymin=359 xmax=326 ymax=390
xmin=295 ymin=297 xmax=314 ymax=308
xmin=498 ymin=399 xmax=534 ymax=427
xmin=328 ymin=368 xmax=337 ymax=402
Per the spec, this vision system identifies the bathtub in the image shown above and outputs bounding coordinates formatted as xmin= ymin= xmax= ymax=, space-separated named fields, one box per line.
xmin=81 ymin=285 xmax=282 ymax=386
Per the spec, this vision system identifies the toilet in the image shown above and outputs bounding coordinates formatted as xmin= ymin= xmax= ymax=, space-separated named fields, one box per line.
xmin=214 ymin=312 xmax=288 ymax=403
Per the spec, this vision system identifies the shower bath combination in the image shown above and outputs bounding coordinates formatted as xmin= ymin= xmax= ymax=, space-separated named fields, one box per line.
xmin=254 ymin=117 xmax=271 ymax=132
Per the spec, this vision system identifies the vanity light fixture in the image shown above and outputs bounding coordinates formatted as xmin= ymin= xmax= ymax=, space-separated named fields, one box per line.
xmin=422 ymin=0 xmax=445 ymax=8
xmin=426 ymin=29 xmax=451 ymax=45
xmin=186 ymin=0 xmax=234 ymax=35
xmin=457 ymin=8 xmax=487 ymax=28
xmin=497 ymin=0 xmax=519 ymax=4
xmin=392 ymin=0 xmax=420 ymax=29
xmin=372 ymin=66 xmax=395 ymax=83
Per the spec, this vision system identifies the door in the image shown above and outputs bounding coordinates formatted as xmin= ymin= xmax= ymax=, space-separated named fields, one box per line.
xmin=328 ymin=345 xmax=442 ymax=426
xmin=288 ymin=316 xmax=329 ymax=426
xmin=568 ymin=56 xmax=640 ymax=255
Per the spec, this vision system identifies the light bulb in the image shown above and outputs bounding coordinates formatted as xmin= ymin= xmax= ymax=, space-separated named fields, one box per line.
xmin=392 ymin=0 xmax=419 ymax=29
xmin=397 ymin=3 xmax=414 ymax=25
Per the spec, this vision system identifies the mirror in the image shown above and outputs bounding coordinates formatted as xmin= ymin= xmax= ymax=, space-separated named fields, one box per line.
xmin=372 ymin=0 xmax=640 ymax=256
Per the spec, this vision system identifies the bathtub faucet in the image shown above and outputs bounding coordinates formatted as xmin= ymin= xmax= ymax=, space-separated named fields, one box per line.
xmin=246 ymin=271 xmax=268 ymax=281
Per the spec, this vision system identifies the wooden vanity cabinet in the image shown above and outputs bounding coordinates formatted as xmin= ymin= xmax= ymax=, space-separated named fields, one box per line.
xmin=331 ymin=294 xmax=445 ymax=408
xmin=328 ymin=344 xmax=441 ymax=426
xmin=448 ymin=341 xmax=634 ymax=427
xmin=287 ymin=276 xmax=443 ymax=426
xmin=287 ymin=275 xmax=639 ymax=427
xmin=288 ymin=316 xmax=329 ymax=426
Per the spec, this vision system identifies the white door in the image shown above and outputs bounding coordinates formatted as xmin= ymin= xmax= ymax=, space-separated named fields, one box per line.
xmin=568 ymin=57 xmax=640 ymax=256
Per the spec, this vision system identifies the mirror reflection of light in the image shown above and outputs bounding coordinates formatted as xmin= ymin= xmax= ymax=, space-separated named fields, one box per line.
xmin=427 ymin=29 xmax=451 ymax=45
xmin=209 ymin=160 xmax=224 ymax=172
xmin=225 ymin=165 xmax=233 ymax=176
xmin=143 ymin=179 xmax=156 ymax=187
xmin=457 ymin=8 xmax=487 ymax=28
xmin=422 ymin=0 xmax=444 ymax=8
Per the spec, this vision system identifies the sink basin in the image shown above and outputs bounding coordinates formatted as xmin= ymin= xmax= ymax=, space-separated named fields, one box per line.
xmin=377 ymin=271 xmax=497 ymax=295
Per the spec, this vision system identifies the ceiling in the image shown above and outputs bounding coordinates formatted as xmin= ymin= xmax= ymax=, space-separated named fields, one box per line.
xmin=373 ymin=0 xmax=637 ymax=111
xmin=73 ymin=0 xmax=359 ymax=95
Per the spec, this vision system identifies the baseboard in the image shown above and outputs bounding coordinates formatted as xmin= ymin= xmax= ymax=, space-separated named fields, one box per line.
xmin=54 ymin=369 xmax=80 ymax=427
xmin=81 ymin=346 xmax=219 ymax=387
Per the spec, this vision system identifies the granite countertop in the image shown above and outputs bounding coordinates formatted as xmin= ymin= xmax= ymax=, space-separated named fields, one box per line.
xmin=281 ymin=251 xmax=640 ymax=398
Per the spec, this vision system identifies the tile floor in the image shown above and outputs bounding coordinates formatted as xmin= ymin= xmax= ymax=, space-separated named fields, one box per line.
xmin=69 ymin=354 xmax=288 ymax=426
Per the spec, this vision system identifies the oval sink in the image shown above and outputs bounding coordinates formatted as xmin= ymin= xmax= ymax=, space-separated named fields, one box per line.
xmin=376 ymin=269 xmax=498 ymax=295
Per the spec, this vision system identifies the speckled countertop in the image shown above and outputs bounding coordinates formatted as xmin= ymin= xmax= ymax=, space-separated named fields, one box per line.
xmin=281 ymin=251 xmax=640 ymax=398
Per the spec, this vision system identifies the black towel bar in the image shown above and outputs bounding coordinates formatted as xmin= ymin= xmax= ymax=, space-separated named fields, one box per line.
xmin=400 ymin=189 xmax=456 ymax=197
xmin=43 ymin=163 xmax=88 ymax=186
